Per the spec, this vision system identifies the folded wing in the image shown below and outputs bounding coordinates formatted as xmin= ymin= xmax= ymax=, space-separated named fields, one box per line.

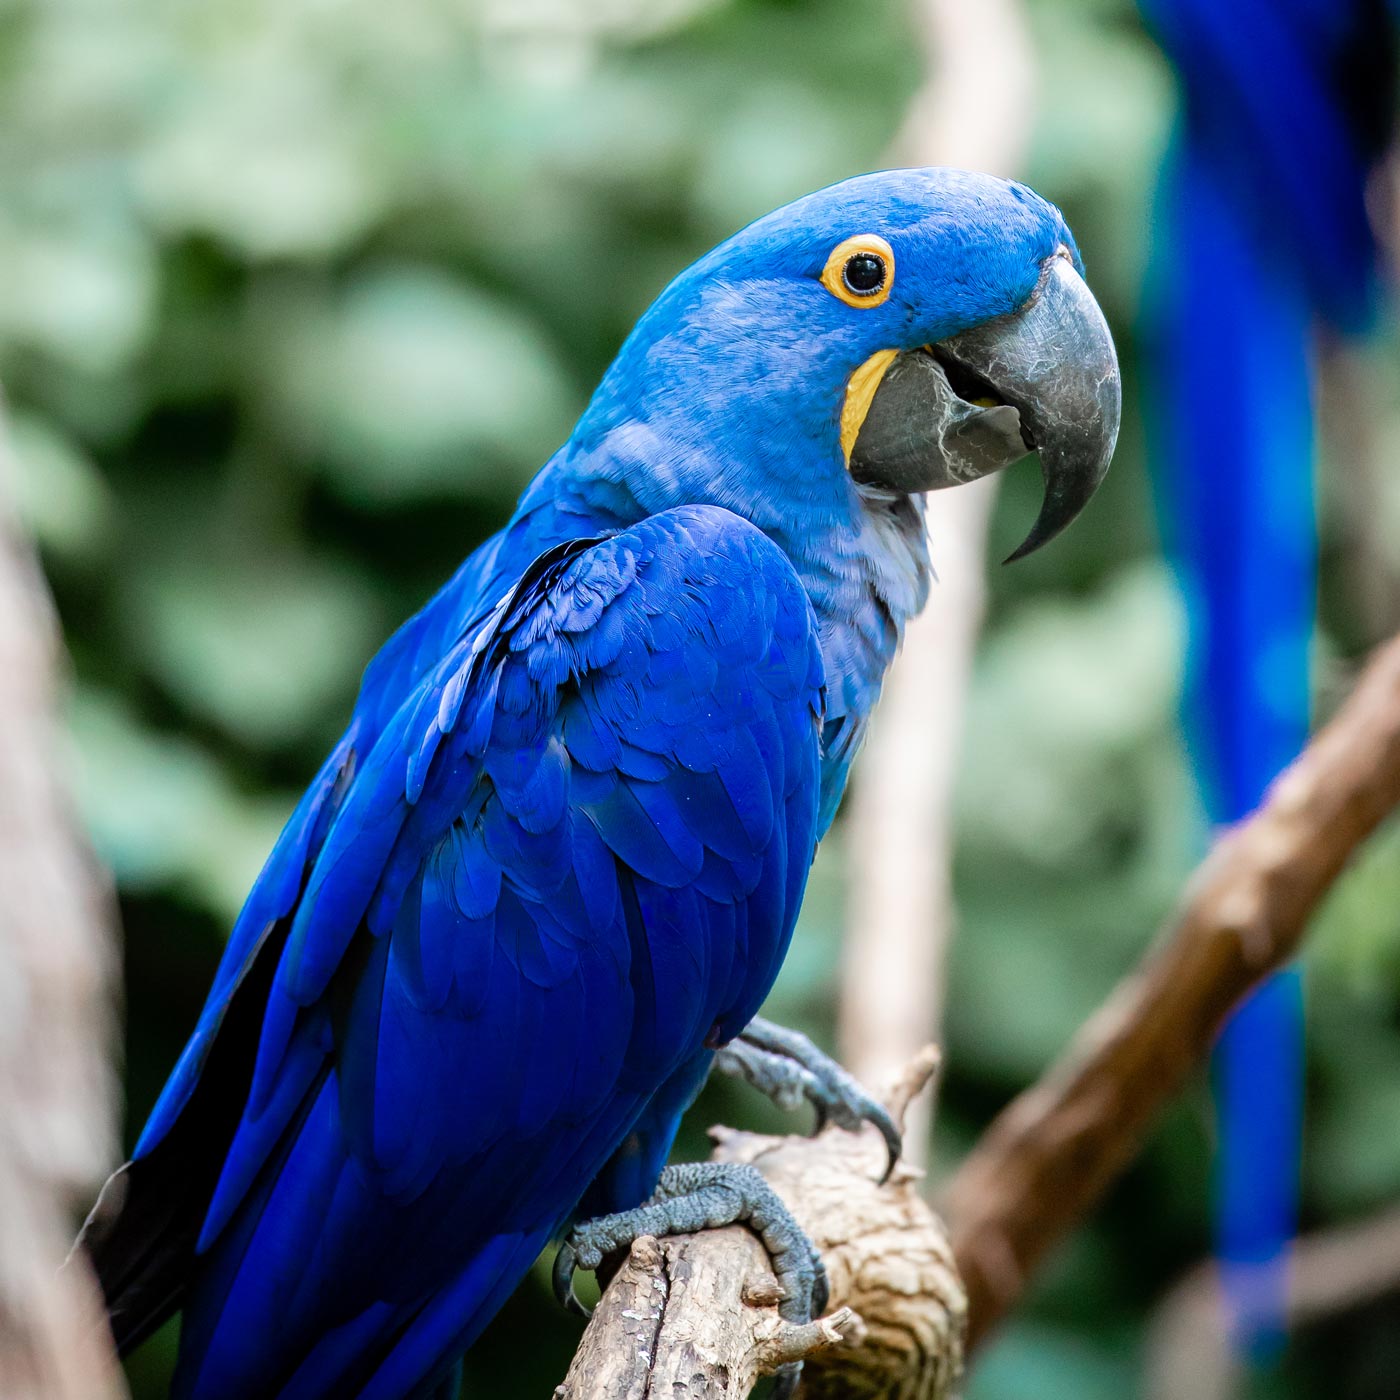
xmin=84 ymin=504 xmax=824 ymax=1400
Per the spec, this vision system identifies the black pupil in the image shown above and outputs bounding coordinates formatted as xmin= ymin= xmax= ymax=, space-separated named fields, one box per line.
xmin=843 ymin=251 xmax=885 ymax=295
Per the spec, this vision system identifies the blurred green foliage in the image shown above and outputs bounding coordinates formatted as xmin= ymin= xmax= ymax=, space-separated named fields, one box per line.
xmin=5 ymin=0 xmax=1400 ymax=1395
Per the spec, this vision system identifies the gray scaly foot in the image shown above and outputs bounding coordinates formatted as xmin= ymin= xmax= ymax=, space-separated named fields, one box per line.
xmin=554 ymin=1161 xmax=828 ymax=1397
xmin=715 ymin=1016 xmax=901 ymax=1181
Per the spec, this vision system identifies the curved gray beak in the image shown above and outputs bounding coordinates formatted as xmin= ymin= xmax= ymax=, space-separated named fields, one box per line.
xmin=849 ymin=254 xmax=1120 ymax=561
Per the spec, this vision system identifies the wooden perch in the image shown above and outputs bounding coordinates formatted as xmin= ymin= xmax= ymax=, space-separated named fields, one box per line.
xmin=555 ymin=1048 xmax=965 ymax=1400
xmin=560 ymin=630 xmax=1400 ymax=1396
xmin=946 ymin=629 xmax=1400 ymax=1350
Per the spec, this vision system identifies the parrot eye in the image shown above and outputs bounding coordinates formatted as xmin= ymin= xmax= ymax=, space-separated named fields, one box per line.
xmin=844 ymin=253 xmax=885 ymax=294
xmin=821 ymin=234 xmax=894 ymax=308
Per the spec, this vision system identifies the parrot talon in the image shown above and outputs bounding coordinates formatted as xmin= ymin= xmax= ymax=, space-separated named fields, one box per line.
xmin=560 ymin=1161 xmax=828 ymax=1387
xmin=715 ymin=1017 xmax=902 ymax=1182
xmin=551 ymin=1242 xmax=593 ymax=1319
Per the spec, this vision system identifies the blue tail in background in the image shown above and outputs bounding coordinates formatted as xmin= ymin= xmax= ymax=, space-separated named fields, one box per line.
xmin=1137 ymin=0 xmax=1395 ymax=1358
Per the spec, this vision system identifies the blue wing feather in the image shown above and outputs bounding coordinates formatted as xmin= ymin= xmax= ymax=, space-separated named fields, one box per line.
xmin=135 ymin=731 xmax=360 ymax=1159
xmin=153 ymin=503 xmax=822 ymax=1400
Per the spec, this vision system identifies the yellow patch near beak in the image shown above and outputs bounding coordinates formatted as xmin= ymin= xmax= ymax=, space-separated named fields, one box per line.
xmin=840 ymin=349 xmax=898 ymax=465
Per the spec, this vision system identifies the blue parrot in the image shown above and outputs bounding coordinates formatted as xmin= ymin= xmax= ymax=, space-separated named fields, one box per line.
xmin=1138 ymin=0 xmax=1396 ymax=1357
xmin=80 ymin=168 xmax=1119 ymax=1400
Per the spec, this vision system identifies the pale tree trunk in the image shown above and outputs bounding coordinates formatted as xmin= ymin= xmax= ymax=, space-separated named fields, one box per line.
xmin=840 ymin=0 xmax=1036 ymax=1161
xmin=0 ymin=404 xmax=126 ymax=1400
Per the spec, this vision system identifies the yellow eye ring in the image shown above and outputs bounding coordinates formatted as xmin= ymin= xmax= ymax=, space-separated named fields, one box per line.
xmin=821 ymin=234 xmax=894 ymax=308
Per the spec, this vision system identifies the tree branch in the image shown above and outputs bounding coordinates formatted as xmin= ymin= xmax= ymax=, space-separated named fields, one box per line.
xmin=945 ymin=629 xmax=1400 ymax=1350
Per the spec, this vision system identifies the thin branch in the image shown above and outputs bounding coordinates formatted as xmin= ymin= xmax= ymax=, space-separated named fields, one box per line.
xmin=839 ymin=480 xmax=995 ymax=1157
xmin=944 ymin=629 xmax=1400 ymax=1350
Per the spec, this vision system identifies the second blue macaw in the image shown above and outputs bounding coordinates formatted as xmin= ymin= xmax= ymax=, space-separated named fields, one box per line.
xmin=1139 ymin=0 xmax=1395 ymax=1356
xmin=81 ymin=168 xmax=1119 ymax=1399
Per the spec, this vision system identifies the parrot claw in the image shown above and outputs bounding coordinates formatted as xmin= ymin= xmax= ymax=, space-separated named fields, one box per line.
xmin=557 ymin=1161 xmax=828 ymax=1389
xmin=551 ymin=1241 xmax=593 ymax=1319
xmin=715 ymin=1017 xmax=902 ymax=1182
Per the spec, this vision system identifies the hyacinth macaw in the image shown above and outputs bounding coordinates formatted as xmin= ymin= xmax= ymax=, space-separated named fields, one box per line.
xmin=80 ymin=167 xmax=1119 ymax=1400
xmin=1139 ymin=0 xmax=1396 ymax=1356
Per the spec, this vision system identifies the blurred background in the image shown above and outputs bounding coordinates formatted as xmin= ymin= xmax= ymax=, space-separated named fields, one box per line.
xmin=5 ymin=0 xmax=1400 ymax=1395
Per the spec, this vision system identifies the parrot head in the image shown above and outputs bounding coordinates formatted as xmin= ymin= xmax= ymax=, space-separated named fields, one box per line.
xmin=576 ymin=166 xmax=1120 ymax=561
